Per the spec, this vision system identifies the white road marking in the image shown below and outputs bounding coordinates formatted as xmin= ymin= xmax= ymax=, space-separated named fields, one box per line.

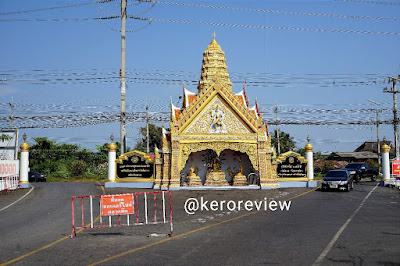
xmin=312 ymin=184 xmax=379 ymax=266
xmin=0 ymin=186 xmax=34 ymax=212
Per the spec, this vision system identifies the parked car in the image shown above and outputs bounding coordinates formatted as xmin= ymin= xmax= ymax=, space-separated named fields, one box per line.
xmin=321 ymin=170 xmax=353 ymax=192
xmin=342 ymin=162 xmax=379 ymax=182
xmin=28 ymin=171 xmax=46 ymax=182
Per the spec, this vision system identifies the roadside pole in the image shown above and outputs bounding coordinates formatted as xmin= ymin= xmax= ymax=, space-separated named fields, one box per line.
xmin=19 ymin=133 xmax=30 ymax=188
xmin=120 ymin=0 xmax=127 ymax=155
xmin=108 ymin=134 xmax=117 ymax=182
xmin=305 ymin=136 xmax=314 ymax=181
xmin=381 ymin=144 xmax=390 ymax=182
xmin=383 ymin=75 xmax=400 ymax=159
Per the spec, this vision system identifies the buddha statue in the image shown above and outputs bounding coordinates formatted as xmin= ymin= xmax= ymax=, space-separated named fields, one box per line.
xmin=233 ymin=164 xmax=247 ymax=186
xmin=205 ymin=157 xmax=228 ymax=186
xmin=186 ymin=165 xmax=202 ymax=186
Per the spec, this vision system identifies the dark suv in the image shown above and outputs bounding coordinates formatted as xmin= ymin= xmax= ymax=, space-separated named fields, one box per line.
xmin=343 ymin=162 xmax=379 ymax=182
xmin=28 ymin=171 xmax=46 ymax=182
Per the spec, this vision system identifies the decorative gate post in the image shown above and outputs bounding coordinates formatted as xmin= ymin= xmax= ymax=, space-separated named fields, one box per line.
xmin=305 ymin=136 xmax=314 ymax=181
xmin=19 ymin=133 xmax=30 ymax=188
xmin=381 ymin=143 xmax=390 ymax=182
xmin=108 ymin=134 xmax=117 ymax=182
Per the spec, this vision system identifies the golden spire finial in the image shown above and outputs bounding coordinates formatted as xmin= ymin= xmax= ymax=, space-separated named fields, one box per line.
xmin=198 ymin=34 xmax=232 ymax=92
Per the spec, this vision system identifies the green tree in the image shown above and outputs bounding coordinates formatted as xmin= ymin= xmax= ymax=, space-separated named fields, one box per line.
xmin=96 ymin=142 xmax=122 ymax=155
xmin=29 ymin=137 xmax=107 ymax=180
xmin=0 ymin=134 xmax=13 ymax=141
xmin=134 ymin=124 xmax=163 ymax=153
xmin=296 ymin=148 xmax=306 ymax=156
xmin=270 ymin=129 xmax=296 ymax=154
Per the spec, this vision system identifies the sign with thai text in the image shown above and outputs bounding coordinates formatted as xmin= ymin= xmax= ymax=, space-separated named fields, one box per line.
xmin=392 ymin=160 xmax=400 ymax=175
xmin=116 ymin=151 xmax=154 ymax=179
xmin=0 ymin=160 xmax=19 ymax=177
xmin=276 ymin=151 xmax=307 ymax=178
xmin=101 ymin=194 xmax=134 ymax=216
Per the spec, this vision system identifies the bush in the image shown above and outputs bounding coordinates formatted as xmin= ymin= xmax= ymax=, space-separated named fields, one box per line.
xmin=93 ymin=162 xmax=108 ymax=176
xmin=70 ymin=160 xmax=87 ymax=177
xmin=315 ymin=160 xmax=335 ymax=175
xmin=365 ymin=159 xmax=378 ymax=168
xmin=53 ymin=164 xmax=70 ymax=179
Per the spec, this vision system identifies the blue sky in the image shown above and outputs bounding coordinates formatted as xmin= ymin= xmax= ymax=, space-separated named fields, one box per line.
xmin=0 ymin=0 xmax=399 ymax=153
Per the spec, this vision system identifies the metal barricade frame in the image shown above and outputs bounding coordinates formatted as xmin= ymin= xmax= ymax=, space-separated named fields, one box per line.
xmin=71 ymin=191 xmax=173 ymax=238
xmin=0 ymin=175 xmax=19 ymax=192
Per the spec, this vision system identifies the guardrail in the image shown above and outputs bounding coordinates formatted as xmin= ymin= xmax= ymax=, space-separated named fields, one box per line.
xmin=71 ymin=191 xmax=173 ymax=238
xmin=0 ymin=175 xmax=19 ymax=192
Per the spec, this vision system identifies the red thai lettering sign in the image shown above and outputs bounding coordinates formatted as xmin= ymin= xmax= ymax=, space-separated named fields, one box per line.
xmin=101 ymin=194 xmax=134 ymax=216
xmin=392 ymin=161 xmax=400 ymax=175
xmin=0 ymin=160 xmax=19 ymax=177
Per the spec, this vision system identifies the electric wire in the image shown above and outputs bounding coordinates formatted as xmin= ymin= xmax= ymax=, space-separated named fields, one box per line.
xmin=0 ymin=16 xmax=119 ymax=22
xmin=142 ymin=0 xmax=400 ymax=21
xmin=95 ymin=1 xmax=119 ymax=17
xmin=0 ymin=0 xmax=116 ymax=16
xmin=0 ymin=67 xmax=391 ymax=77
xmin=335 ymin=0 xmax=400 ymax=6
xmin=129 ymin=16 xmax=400 ymax=36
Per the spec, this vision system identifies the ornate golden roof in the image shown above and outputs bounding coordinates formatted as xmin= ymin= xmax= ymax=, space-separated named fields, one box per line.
xmin=198 ymin=35 xmax=232 ymax=92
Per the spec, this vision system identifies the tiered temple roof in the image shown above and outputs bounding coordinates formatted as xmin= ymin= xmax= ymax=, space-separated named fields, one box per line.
xmin=168 ymin=36 xmax=266 ymax=135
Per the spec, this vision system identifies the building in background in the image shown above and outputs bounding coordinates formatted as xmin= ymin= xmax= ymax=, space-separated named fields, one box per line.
xmin=0 ymin=130 xmax=19 ymax=160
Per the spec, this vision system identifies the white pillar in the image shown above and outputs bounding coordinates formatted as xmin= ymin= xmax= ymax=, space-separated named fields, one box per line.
xmin=108 ymin=142 xmax=117 ymax=182
xmin=305 ymin=142 xmax=314 ymax=180
xmin=20 ymin=141 xmax=29 ymax=185
xmin=382 ymin=144 xmax=390 ymax=181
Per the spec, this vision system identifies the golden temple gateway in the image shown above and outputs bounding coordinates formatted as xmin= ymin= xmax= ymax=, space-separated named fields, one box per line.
xmin=153 ymin=36 xmax=279 ymax=190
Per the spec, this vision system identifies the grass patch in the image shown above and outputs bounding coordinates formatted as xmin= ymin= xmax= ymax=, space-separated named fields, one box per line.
xmin=47 ymin=175 xmax=107 ymax=182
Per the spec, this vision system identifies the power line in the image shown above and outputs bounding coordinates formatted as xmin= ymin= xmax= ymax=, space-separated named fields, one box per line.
xmin=1 ymin=77 xmax=385 ymax=87
xmin=144 ymin=0 xmax=400 ymax=21
xmin=0 ymin=16 xmax=119 ymax=22
xmin=130 ymin=16 xmax=400 ymax=36
xmin=0 ymin=68 xmax=388 ymax=81
xmin=1 ymin=71 xmax=388 ymax=80
xmin=335 ymin=0 xmax=400 ymax=5
xmin=0 ymin=67 xmax=391 ymax=77
xmin=0 ymin=0 xmax=116 ymax=16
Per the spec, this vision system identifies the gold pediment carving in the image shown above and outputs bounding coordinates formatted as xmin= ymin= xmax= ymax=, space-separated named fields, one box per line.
xmin=182 ymin=96 xmax=253 ymax=134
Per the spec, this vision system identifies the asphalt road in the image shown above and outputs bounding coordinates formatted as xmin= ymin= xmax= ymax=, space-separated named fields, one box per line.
xmin=0 ymin=181 xmax=399 ymax=265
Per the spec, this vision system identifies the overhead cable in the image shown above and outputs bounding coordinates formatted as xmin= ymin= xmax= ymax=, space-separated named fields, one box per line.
xmin=0 ymin=16 xmax=119 ymax=22
xmin=335 ymin=0 xmax=400 ymax=5
xmin=146 ymin=0 xmax=400 ymax=21
xmin=0 ymin=0 xmax=116 ymax=16
xmin=129 ymin=16 xmax=400 ymax=36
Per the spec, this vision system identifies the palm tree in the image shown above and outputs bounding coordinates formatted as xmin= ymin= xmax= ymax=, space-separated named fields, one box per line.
xmin=270 ymin=129 xmax=296 ymax=155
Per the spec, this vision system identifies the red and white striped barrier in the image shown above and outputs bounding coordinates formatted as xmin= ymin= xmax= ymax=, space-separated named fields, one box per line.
xmin=0 ymin=175 xmax=19 ymax=192
xmin=71 ymin=191 xmax=173 ymax=238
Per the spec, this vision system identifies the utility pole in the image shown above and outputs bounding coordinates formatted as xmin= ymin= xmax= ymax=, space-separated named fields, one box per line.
xmin=120 ymin=0 xmax=127 ymax=155
xmin=275 ymin=105 xmax=281 ymax=155
xmin=9 ymin=103 xmax=14 ymax=129
xmin=366 ymin=98 xmax=382 ymax=168
xmin=375 ymin=109 xmax=381 ymax=166
xmin=146 ymin=101 xmax=149 ymax=154
xmin=383 ymin=75 xmax=400 ymax=159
